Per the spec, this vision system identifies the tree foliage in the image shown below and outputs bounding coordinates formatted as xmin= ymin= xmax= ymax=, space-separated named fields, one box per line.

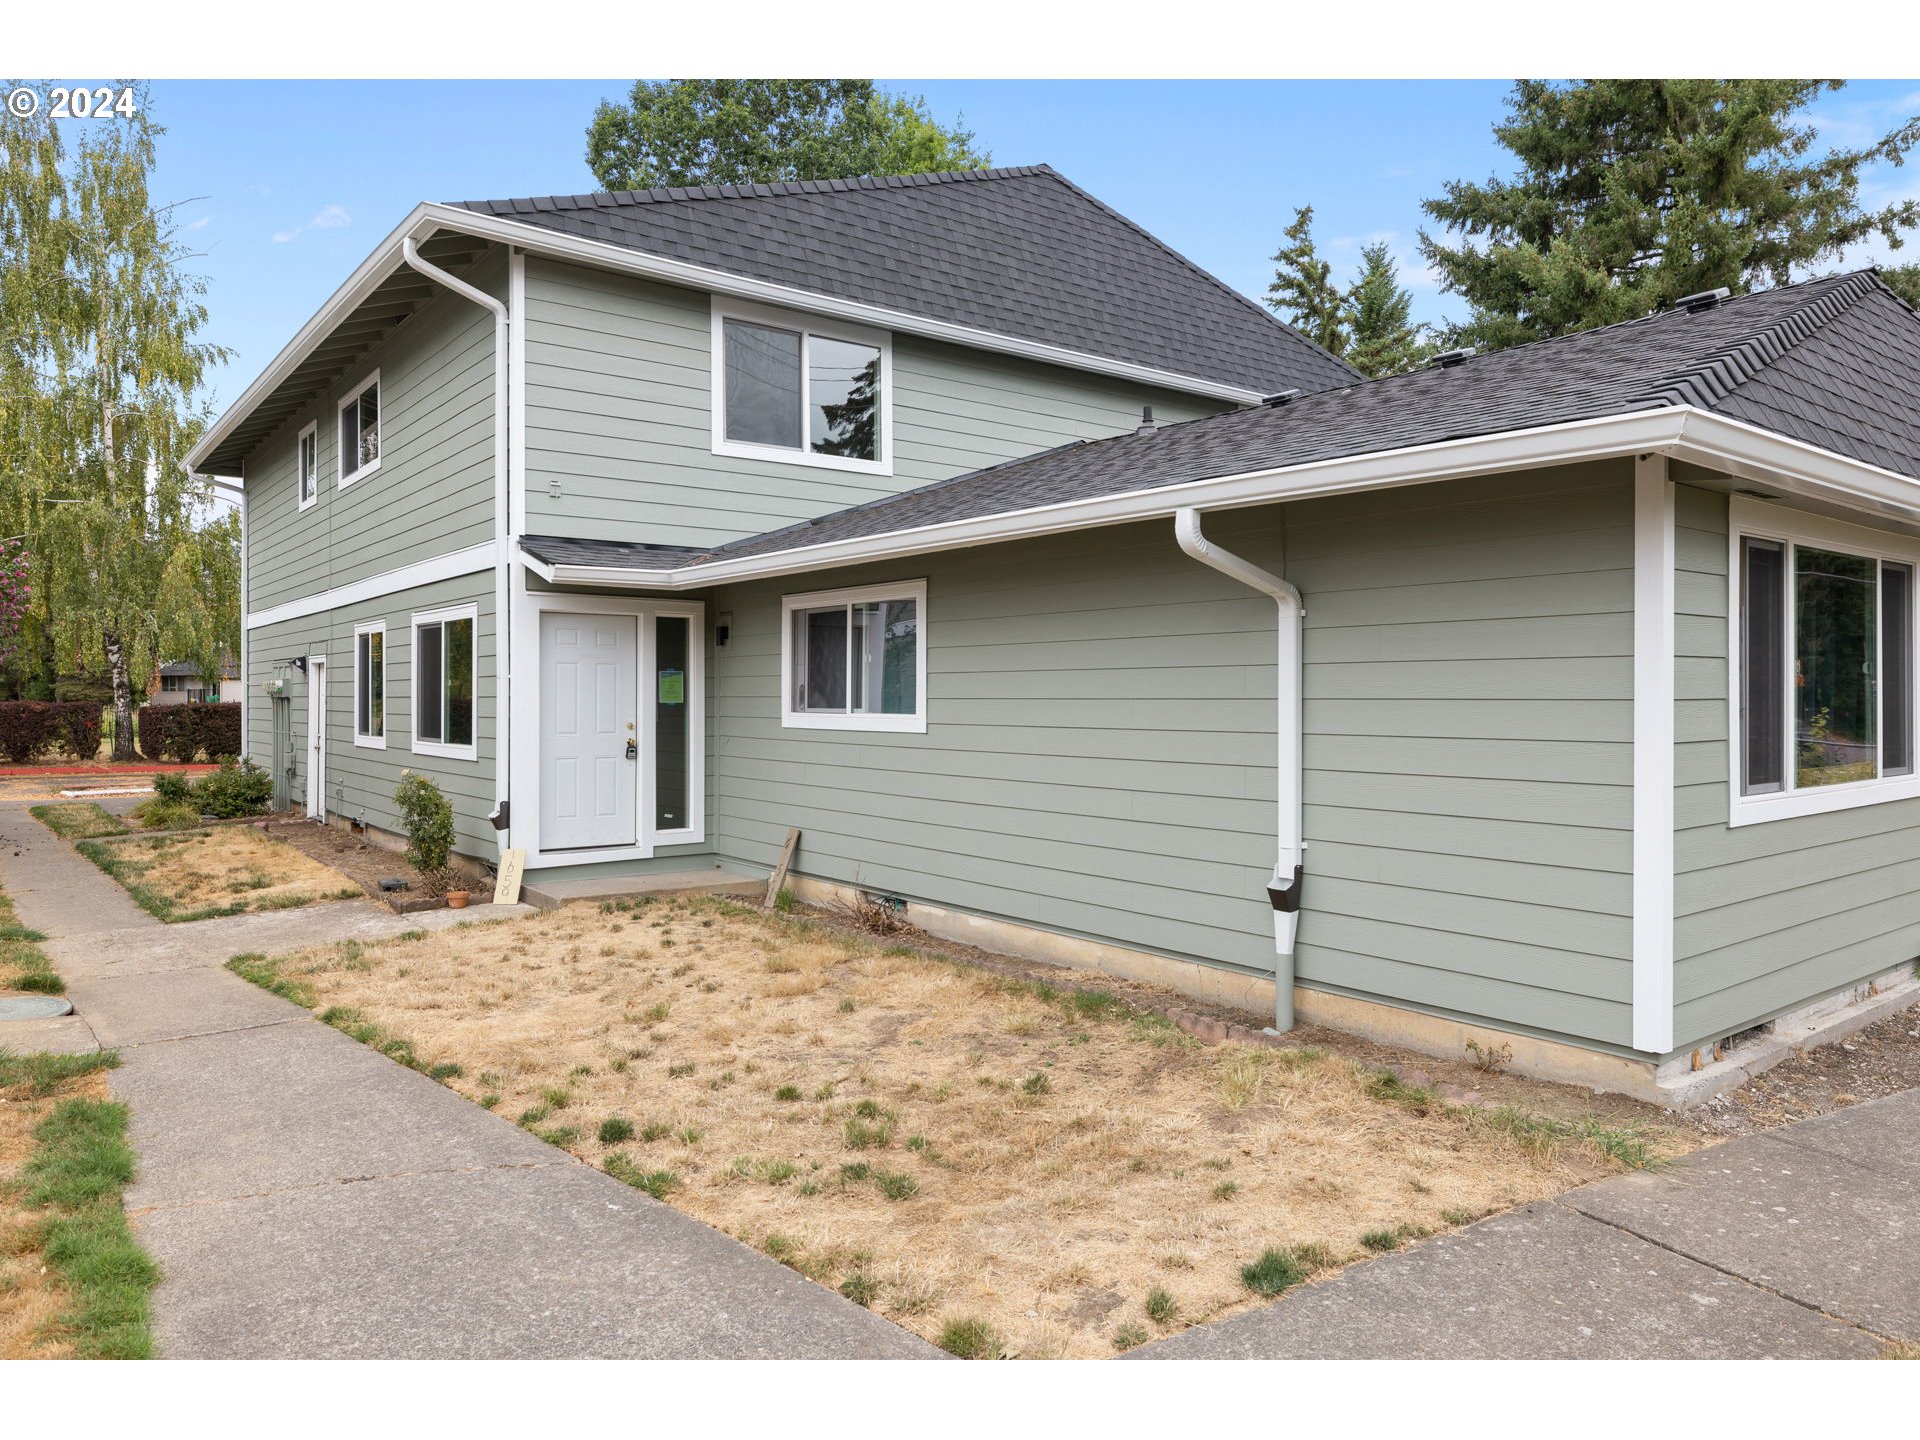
xmin=0 ymin=83 xmax=236 ymax=756
xmin=586 ymin=79 xmax=988 ymax=192
xmin=1421 ymin=80 xmax=1920 ymax=350
xmin=1268 ymin=208 xmax=1429 ymax=378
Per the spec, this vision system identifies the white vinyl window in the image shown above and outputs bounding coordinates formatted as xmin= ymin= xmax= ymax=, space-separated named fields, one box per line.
xmin=412 ymin=605 xmax=477 ymax=760
xmin=353 ymin=621 xmax=386 ymax=748
xmin=297 ymin=420 xmax=318 ymax=510
xmin=781 ymin=580 xmax=925 ymax=733
xmin=711 ymin=299 xmax=891 ymax=475
xmin=337 ymin=371 xmax=381 ymax=486
xmin=1730 ymin=498 xmax=1920 ymax=825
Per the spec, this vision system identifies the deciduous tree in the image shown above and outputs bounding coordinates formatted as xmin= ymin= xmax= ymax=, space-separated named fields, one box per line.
xmin=586 ymin=79 xmax=987 ymax=191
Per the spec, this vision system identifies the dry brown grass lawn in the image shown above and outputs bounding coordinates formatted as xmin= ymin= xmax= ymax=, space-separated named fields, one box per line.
xmin=0 ymin=1069 xmax=109 ymax=1359
xmin=82 ymin=827 xmax=362 ymax=923
xmin=237 ymin=897 xmax=1679 ymax=1359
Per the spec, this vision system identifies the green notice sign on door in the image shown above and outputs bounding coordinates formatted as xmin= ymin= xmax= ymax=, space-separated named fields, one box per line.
xmin=658 ymin=668 xmax=685 ymax=705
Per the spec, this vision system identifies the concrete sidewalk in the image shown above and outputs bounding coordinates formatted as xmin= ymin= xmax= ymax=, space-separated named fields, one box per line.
xmin=2 ymin=802 xmax=933 ymax=1359
xmin=1140 ymin=1087 xmax=1920 ymax=1359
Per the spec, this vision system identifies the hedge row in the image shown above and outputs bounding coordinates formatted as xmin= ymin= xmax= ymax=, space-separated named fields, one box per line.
xmin=0 ymin=701 xmax=105 ymax=763
xmin=136 ymin=703 xmax=243 ymax=763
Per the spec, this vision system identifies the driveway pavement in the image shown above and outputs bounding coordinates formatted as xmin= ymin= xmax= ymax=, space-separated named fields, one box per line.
xmin=1 ymin=801 xmax=933 ymax=1359
xmin=1139 ymin=1086 xmax=1919 ymax=1359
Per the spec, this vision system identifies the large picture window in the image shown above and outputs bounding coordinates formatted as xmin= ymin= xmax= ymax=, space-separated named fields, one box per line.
xmin=353 ymin=622 xmax=386 ymax=748
xmin=712 ymin=301 xmax=889 ymax=474
xmin=781 ymin=581 xmax=925 ymax=733
xmin=412 ymin=606 xmax=476 ymax=760
xmin=1734 ymin=500 xmax=1920 ymax=823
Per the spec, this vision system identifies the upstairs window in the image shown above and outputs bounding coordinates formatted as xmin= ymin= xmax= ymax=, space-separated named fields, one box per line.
xmin=297 ymin=420 xmax=318 ymax=510
xmin=338 ymin=371 xmax=381 ymax=485
xmin=712 ymin=302 xmax=889 ymax=474
xmin=781 ymin=581 xmax=925 ymax=733
xmin=413 ymin=606 xmax=476 ymax=760
xmin=1733 ymin=500 xmax=1920 ymax=824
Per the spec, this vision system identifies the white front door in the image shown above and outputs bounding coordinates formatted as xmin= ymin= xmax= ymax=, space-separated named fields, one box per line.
xmin=539 ymin=612 xmax=638 ymax=850
xmin=305 ymin=656 xmax=326 ymax=819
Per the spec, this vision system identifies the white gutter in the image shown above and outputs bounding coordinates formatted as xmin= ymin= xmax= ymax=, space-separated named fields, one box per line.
xmin=183 ymin=202 xmax=1268 ymax=478
xmin=522 ymin=406 xmax=1920 ymax=594
xmin=1174 ymin=509 xmax=1303 ymax=1034
xmin=400 ymin=236 xmax=513 ymax=848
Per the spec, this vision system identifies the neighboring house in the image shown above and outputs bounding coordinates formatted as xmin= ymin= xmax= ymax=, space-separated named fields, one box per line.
xmin=148 ymin=657 xmax=238 ymax=705
xmin=186 ymin=165 xmax=1920 ymax=1103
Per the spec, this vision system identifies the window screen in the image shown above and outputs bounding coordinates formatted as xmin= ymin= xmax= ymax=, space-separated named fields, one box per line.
xmin=724 ymin=320 xmax=802 ymax=448
xmin=1740 ymin=538 xmax=1785 ymax=794
xmin=1885 ymin=562 xmax=1913 ymax=777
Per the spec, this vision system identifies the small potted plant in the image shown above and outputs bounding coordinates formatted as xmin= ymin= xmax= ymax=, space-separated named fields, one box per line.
xmin=394 ymin=771 xmax=464 ymax=909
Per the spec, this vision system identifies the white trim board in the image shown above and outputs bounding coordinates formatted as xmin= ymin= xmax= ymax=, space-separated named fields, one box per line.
xmin=245 ymin=543 xmax=494 ymax=631
xmin=1631 ymin=455 xmax=1676 ymax=1056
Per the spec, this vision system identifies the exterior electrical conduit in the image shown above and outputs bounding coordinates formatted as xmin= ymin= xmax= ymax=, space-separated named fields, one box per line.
xmin=401 ymin=236 xmax=513 ymax=844
xmin=1174 ymin=507 xmax=1303 ymax=1033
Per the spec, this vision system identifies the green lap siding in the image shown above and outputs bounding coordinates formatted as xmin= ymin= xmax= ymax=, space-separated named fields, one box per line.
xmin=709 ymin=462 xmax=1638 ymax=1049
xmin=243 ymin=571 xmax=498 ymax=858
xmin=245 ymin=252 xmax=503 ymax=614
xmin=520 ymin=257 xmax=1224 ymax=547
xmin=1670 ymin=476 xmax=1920 ymax=1050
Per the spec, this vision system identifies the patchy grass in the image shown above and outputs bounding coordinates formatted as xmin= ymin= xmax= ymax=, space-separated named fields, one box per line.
xmin=29 ymin=802 xmax=131 ymax=840
xmin=0 ymin=882 xmax=63 ymax=996
xmin=78 ymin=828 xmax=361 ymax=923
xmin=1 ymin=1048 xmax=157 ymax=1359
xmin=221 ymin=897 xmax=1686 ymax=1359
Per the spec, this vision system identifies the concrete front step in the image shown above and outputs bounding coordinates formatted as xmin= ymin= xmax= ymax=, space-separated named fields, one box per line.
xmin=520 ymin=868 xmax=763 ymax=911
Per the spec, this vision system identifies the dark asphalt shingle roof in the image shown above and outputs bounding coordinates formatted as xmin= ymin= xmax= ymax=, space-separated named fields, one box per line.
xmin=519 ymin=535 xmax=706 ymax=571
xmin=698 ymin=270 xmax=1920 ymax=565
xmin=453 ymin=166 xmax=1357 ymax=398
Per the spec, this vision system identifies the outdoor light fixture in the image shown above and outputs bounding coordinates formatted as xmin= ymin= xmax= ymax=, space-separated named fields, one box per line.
xmin=288 ymin=656 xmax=308 ymax=675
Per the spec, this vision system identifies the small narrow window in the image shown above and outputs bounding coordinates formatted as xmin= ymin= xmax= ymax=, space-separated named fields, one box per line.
xmin=339 ymin=373 xmax=381 ymax=484
xmin=297 ymin=421 xmax=318 ymax=509
xmin=782 ymin=583 xmax=924 ymax=732
xmin=412 ymin=610 xmax=475 ymax=758
xmin=655 ymin=615 xmax=690 ymax=831
xmin=1740 ymin=538 xmax=1786 ymax=794
xmin=354 ymin=624 xmax=385 ymax=746
xmin=1885 ymin=562 xmax=1913 ymax=776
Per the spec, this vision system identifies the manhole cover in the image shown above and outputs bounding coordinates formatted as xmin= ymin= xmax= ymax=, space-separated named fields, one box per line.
xmin=0 ymin=995 xmax=74 ymax=1021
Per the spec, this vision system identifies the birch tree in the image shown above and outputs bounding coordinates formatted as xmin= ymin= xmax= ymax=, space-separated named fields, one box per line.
xmin=0 ymin=84 xmax=234 ymax=757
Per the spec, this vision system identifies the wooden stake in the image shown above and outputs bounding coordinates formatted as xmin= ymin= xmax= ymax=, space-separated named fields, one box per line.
xmin=765 ymin=827 xmax=800 ymax=907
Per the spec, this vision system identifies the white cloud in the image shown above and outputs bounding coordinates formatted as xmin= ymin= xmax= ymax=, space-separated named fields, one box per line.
xmin=273 ymin=204 xmax=352 ymax=244
xmin=182 ymin=215 xmax=211 ymax=232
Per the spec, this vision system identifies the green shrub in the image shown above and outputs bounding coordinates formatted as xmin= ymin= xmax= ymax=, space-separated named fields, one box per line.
xmin=393 ymin=771 xmax=456 ymax=884
xmin=192 ymin=757 xmax=272 ymax=818
xmin=152 ymin=772 xmax=193 ymax=804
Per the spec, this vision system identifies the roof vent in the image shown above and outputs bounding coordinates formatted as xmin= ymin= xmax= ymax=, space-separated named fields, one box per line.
xmin=1136 ymin=405 xmax=1159 ymax=435
xmin=1675 ymin=286 xmax=1731 ymax=313
xmin=1430 ymin=347 xmax=1476 ymax=368
xmin=1261 ymin=389 xmax=1301 ymax=407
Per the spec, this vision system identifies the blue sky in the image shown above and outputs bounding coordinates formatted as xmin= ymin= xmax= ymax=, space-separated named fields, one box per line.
xmin=130 ymin=78 xmax=1920 ymax=409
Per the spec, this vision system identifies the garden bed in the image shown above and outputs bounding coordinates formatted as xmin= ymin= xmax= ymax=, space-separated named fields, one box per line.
xmin=76 ymin=827 xmax=362 ymax=923
xmin=228 ymin=896 xmax=1688 ymax=1359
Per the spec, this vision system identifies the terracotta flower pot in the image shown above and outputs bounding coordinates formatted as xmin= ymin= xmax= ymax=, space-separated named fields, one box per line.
xmin=446 ymin=891 xmax=470 ymax=909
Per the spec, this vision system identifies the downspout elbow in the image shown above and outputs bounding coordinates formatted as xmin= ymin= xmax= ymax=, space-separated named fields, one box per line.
xmin=1174 ymin=506 xmax=1304 ymax=1033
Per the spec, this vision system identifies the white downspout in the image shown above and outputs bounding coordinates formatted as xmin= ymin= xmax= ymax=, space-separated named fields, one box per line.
xmin=402 ymin=235 xmax=512 ymax=848
xmin=1174 ymin=508 xmax=1304 ymax=1033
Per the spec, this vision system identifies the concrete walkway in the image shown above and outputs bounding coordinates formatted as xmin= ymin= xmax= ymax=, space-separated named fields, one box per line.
xmin=1140 ymin=1086 xmax=1919 ymax=1359
xmin=1 ymin=802 xmax=932 ymax=1358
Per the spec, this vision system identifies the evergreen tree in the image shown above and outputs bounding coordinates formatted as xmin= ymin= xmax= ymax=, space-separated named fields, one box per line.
xmin=1421 ymin=80 xmax=1920 ymax=350
xmin=1882 ymin=263 xmax=1920 ymax=311
xmin=0 ymin=85 xmax=236 ymax=757
xmin=1344 ymin=242 xmax=1429 ymax=377
xmin=586 ymin=79 xmax=987 ymax=192
xmin=1266 ymin=206 xmax=1348 ymax=355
